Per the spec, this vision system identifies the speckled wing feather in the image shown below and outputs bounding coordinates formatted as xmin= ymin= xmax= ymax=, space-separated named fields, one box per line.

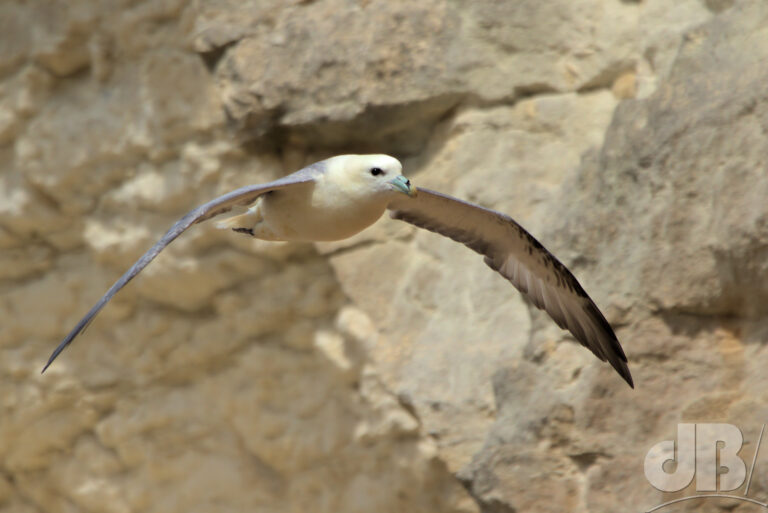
xmin=42 ymin=166 xmax=322 ymax=372
xmin=388 ymin=188 xmax=633 ymax=388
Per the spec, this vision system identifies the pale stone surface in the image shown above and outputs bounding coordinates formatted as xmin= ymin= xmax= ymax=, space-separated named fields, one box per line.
xmin=3 ymin=0 xmax=765 ymax=512
xmin=458 ymin=3 xmax=768 ymax=512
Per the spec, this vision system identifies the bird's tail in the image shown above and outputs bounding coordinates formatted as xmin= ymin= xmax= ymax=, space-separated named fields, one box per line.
xmin=215 ymin=205 xmax=262 ymax=234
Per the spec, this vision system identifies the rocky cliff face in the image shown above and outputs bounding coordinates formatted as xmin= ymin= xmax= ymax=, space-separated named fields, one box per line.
xmin=1 ymin=1 xmax=765 ymax=512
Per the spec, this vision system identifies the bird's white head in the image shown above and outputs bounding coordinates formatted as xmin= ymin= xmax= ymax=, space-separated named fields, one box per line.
xmin=324 ymin=154 xmax=417 ymax=200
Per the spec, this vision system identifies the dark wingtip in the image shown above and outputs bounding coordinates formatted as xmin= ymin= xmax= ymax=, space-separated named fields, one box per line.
xmin=609 ymin=356 xmax=634 ymax=388
xmin=582 ymin=302 xmax=633 ymax=388
xmin=41 ymin=316 xmax=90 ymax=374
xmin=619 ymin=362 xmax=634 ymax=389
xmin=41 ymin=341 xmax=68 ymax=374
xmin=610 ymin=340 xmax=634 ymax=389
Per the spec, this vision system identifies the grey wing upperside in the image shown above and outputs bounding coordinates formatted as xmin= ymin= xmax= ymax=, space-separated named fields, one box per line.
xmin=388 ymin=188 xmax=633 ymax=388
xmin=42 ymin=167 xmax=320 ymax=372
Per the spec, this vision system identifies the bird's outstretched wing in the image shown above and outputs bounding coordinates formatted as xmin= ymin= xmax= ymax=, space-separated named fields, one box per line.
xmin=42 ymin=168 xmax=320 ymax=372
xmin=388 ymin=188 xmax=633 ymax=388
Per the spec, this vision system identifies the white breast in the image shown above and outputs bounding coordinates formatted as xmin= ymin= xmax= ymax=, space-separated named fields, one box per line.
xmin=260 ymin=178 xmax=388 ymax=242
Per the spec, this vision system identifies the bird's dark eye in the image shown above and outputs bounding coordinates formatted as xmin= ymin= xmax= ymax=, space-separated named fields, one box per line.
xmin=370 ymin=167 xmax=384 ymax=176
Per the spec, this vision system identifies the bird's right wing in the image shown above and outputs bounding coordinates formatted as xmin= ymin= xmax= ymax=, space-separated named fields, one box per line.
xmin=389 ymin=188 xmax=632 ymax=388
xmin=42 ymin=167 xmax=321 ymax=372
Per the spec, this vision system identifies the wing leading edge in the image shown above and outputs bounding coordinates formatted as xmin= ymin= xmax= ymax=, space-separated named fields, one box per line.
xmin=389 ymin=188 xmax=633 ymax=388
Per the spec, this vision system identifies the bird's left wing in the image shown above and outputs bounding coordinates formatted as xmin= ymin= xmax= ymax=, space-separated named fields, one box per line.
xmin=388 ymin=188 xmax=633 ymax=388
xmin=42 ymin=167 xmax=321 ymax=372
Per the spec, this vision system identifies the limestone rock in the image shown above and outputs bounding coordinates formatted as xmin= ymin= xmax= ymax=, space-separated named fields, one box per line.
xmin=457 ymin=3 xmax=768 ymax=512
xmin=197 ymin=0 xmax=710 ymax=152
xmin=4 ymin=0 xmax=763 ymax=512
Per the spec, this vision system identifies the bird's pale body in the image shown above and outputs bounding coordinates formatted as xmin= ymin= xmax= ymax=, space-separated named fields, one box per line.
xmin=258 ymin=184 xmax=386 ymax=241
xmin=225 ymin=154 xmax=402 ymax=241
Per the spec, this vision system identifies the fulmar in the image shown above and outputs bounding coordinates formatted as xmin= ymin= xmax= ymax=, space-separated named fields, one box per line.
xmin=43 ymin=154 xmax=633 ymax=388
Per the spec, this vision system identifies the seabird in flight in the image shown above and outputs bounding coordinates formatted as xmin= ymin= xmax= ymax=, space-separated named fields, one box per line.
xmin=42 ymin=154 xmax=633 ymax=388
